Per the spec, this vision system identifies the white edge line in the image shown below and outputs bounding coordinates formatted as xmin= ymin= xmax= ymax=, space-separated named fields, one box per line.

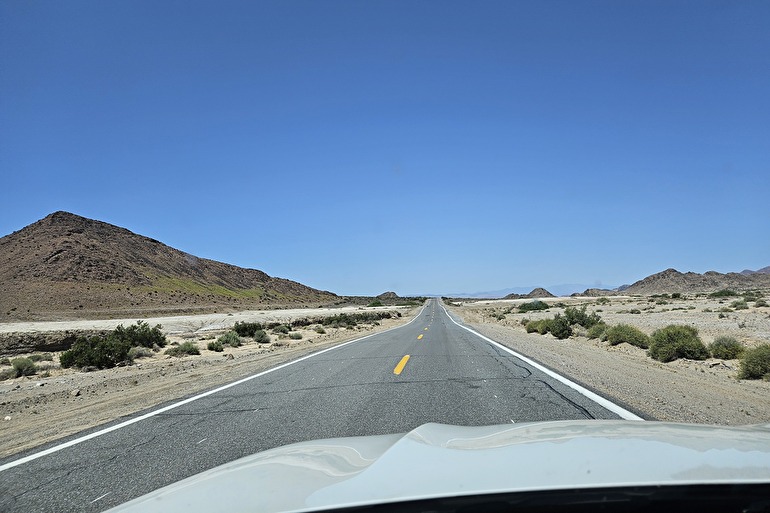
xmin=440 ymin=304 xmax=644 ymax=421
xmin=0 ymin=304 xmax=427 ymax=472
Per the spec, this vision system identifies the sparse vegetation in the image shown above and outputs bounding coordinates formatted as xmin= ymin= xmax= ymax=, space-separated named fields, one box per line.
xmin=730 ymin=299 xmax=749 ymax=310
xmin=367 ymin=300 xmax=383 ymax=307
xmin=755 ymin=299 xmax=769 ymax=307
xmin=738 ymin=345 xmax=770 ymax=380
xmin=60 ymin=336 xmax=132 ymax=369
xmin=272 ymin=324 xmax=290 ymax=334
xmin=288 ymin=332 xmax=302 ymax=340
xmin=218 ymin=331 xmax=242 ymax=348
xmin=112 ymin=321 xmax=167 ymax=348
xmin=563 ymin=305 xmax=602 ymax=328
xmin=708 ymin=336 xmax=743 ymax=360
xmin=518 ymin=301 xmax=549 ymax=313
xmin=127 ymin=346 xmax=154 ymax=359
xmin=11 ymin=357 xmax=37 ymax=377
xmin=648 ymin=325 xmax=708 ymax=362
xmin=232 ymin=321 xmax=263 ymax=337
xmin=165 ymin=341 xmax=200 ymax=356
xmin=314 ymin=326 xmax=326 ymax=334
xmin=587 ymin=322 xmax=608 ymax=340
xmin=253 ymin=329 xmax=271 ymax=344
xmin=207 ymin=340 xmax=224 ymax=352
xmin=709 ymin=289 xmax=737 ymax=298
xmin=547 ymin=314 xmax=572 ymax=339
xmin=28 ymin=353 xmax=54 ymax=362
xmin=604 ymin=324 xmax=650 ymax=349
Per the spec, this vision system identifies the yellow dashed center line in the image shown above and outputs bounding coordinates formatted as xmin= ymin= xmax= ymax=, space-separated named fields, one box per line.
xmin=393 ymin=355 xmax=410 ymax=375
xmin=417 ymin=334 xmax=424 ymax=340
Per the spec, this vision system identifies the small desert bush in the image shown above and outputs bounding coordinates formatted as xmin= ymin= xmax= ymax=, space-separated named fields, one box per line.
xmin=232 ymin=321 xmax=264 ymax=337
xmin=755 ymin=299 xmax=769 ymax=307
xmin=218 ymin=331 xmax=242 ymax=348
xmin=587 ymin=322 xmax=608 ymax=340
xmin=272 ymin=324 xmax=290 ymax=334
xmin=28 ymin=353 xmax=54 ymax=362
xmin=709 ymin=289 xmax=737 ymax=298
xmin=708 ymin=336 xmax=743 ymax=360
xmin=113 ymin=321 xmax=166 ymax=348
xmin=314 ymin=326 xmax=326 ymax=334
xmin=738 ymin=345 xmax=770 ymax=380
xmin=518 ymin=301 xmax=550 ymax=313
xmin=525 ymin=319 xmax=549 ymax=334
xmin=165 ymin=341 xmax=200 ymax=356
xmin=648 ymin=325 xmax=708 ymax=362
xmin=288 ymin=332 xmax=302 ymax=340
xmin=563 ymin=306 xmax=602 ymax=328
xmin=253 ymin=329 xmax=271 ymax=344
xmin=60 ymin=336 xmax=133 ymax=369
xmin=367 ymin=300 xmax=383 ymax=307
xmin=207 ymin=340 xmax=224 ymax=352
xmin=546 ymin=314 xmax=572 ymax=339
xmin=730 ymin=299 xmax=749 ymax=310
xmin=127 ymin=346 xmax=154 ymax=359
xmin=11 ymin=357 xmax=37 ymax=377
xmin=604 ymin=324 xmax=649 ymax=349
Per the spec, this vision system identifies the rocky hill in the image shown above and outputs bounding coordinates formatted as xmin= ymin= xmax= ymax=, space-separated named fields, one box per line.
xmin=503 ymin=287 xmax=555 ymax=299
xmin=623 ymin=268 xmax=770 ymax=295
xmin=0 ymin=212 xmax=338 ymax=320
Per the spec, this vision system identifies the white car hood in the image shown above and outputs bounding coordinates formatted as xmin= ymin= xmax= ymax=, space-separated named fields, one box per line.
xmin=108 ymin=420 xmax=770 ymax=513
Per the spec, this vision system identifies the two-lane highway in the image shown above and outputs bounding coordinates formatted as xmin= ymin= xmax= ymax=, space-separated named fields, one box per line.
xmin=0 ymin=299 xmax=637 ymax=512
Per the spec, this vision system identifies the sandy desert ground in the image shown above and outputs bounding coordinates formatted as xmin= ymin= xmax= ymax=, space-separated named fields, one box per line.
xmin=2 ymin=295 xmax=769 ymax=460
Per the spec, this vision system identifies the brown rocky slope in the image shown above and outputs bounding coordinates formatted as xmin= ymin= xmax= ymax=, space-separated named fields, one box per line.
xmin=624 ymin=268 xmax=770 ymax=295
xmin=0 ymin=212 xmax=338 ymax=320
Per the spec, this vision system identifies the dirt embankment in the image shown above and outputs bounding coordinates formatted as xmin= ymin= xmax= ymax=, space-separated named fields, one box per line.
xmin=448 ymin=296 xmax=770 ymax=425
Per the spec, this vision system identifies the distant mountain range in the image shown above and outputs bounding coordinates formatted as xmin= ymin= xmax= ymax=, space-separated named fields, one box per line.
xmin=0 ymin=211 xmax=338 ymax=321
xmin=621 ymin=267 xmax=770 ymax=295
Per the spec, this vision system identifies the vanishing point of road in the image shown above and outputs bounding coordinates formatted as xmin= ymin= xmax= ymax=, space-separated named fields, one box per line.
xmin=0 ymin=299 xmax=640 ymax=512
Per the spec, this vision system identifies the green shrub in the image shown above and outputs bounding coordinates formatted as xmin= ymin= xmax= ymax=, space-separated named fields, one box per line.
xmin=587 ymin=322 xmax=608 ymax=340
xmin=671 ymin=293 xmax=682 ymax=299
xmin=11 ymin=357 xmax=37 ymax=377
xmin=367 ymin=300 xmax=383 ymax=307
xmin=165 ymin=341 xmax=200 ymax=356
xmin=218 ymin=331 xmax=242 ymax=348
xmin=648 ymin=325 xmax=709 ymax=362
xmin=709 ymin=289 xmax=737 ymax=298
xmin=738 ymin=345 xmax=770 ymax=380
xmin=546 ymin=314 xmax=572 ymax=339
xmin=253 ymin=329 xmax=271 ymax=344
xmin=272 ymin=324 xmax=290 ymax=334
xmin=563 ymin=306 xmax=602 ymax=328
xmin=127 ymin=346 xmax=154 ymax=359
xmin=518 ymin=301 xmax=550 ymax=313
xmin=113 ymin=321 xmax=166 ymax=348
xmin=708 ymin=336 xmax=743 ymax=360
xmin=755 ymin=299 xmax=769 ymax=307
xmin=28 ymin=353 xmax=54 ymax=362
xmin=60 ymin=335 xmax=133 ymax=369
xmin=288 ymin=332 xmax=302 ymax=340
xmin=314 ymin=326 xmax=326 ymax=334
xmin=232 ymin=321 xmax=264 ymax=337
xmin=604 ymin=324 xmax=650 ymax=349
xmin=207 ymin=340 xmax=224 ymax=352
xmin=730 ymin=299 xmax=749 ymax=310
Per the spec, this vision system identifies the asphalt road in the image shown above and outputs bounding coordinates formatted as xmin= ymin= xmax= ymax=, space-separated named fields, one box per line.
xmin=0 ymin=299 xmax=632 ymax=512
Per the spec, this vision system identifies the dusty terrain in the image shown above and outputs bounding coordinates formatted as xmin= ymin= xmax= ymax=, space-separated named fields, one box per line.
xmin=448 ymin=294 xmax=770 ymax=425
xmin=0 ymin=307 xmax=418 ymax=459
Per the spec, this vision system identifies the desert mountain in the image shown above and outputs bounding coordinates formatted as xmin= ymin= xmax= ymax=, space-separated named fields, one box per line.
xmin=0 ymin=211 xmax=337 ymax=320
xmin=623 ymin=268 xmax=770 ymax=295
xmin=503 ymin=287 xmax=555 ymax=300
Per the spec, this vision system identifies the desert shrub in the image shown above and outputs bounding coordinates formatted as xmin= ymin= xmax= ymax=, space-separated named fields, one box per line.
xmin=232 ymin=321 xmax=263 ymax=337
xmin=546 ymin=314 xmax=572 ymax=339
xmin=113 ymin=321 xmax=166 ymax=348
xmin=127 ymin=346 xmax=154 ymax=359
xmin=60 ymin=335 xmax=133 ymax=369
xmin=28 ymin=353 xmax=54 ymax=362
xmin=604 ymin=324 xmax=650 ymax=349
xmin=314 ymin=326 xmax=326 ymax=334
xmin=272 ymin=324 xmax=290 ymax=334
xmin=518 ymin=301 xmax=549 ymax=313
xmin=595 ymin=297 xmax=610 ymax=305
xmin=708 ymin=336 xmax=743 ymax=360
xmin=218 ymin=331 xmax=242 ymax=348
xmin=648 ymin=325 xmax=708 ymax=362
xmin=0 ymin=357 xmax=10 ymax=366
xmin=563 ymin=306 xmax=602 ymax=328
xmin=738 ymin=345 xmax=770 ymax=380
xmin=710 ymin=289 xmax=738 ymax=298
xmin=367 ymin=300 xmax=383 ymax=307
xmin=11 ymin=357 xmax=37 ymax=377
xmin=207 ymin=340 xmax=224 ymax=352
xmin=253 ymin=329 xmax=271 ymax=344
xmin=165 ymin=341 xmax=200 ymax=356
xmin=288 ymin=332 xmax=302 ymax=340
xmin=0 ymin=368 xmax=16 ymax=380
xmin=587 ymin=322 xmax=608 ymax=340
xmin=730 ymin=299 xmax=749 ymax=310
xmin=755 ymin=299 xmax=769 ymax=307
xmin=671 ymin=293 xmax=682 ymax=299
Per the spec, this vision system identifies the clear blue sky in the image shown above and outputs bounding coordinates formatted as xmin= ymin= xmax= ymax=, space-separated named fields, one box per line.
xmin=1 ymin=1 xmax=768 ymax=296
